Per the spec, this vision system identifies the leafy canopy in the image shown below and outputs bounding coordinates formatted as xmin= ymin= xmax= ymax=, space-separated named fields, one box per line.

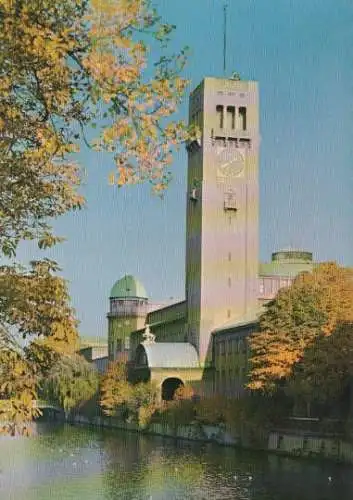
xmin=41 ymin=353 xmax=99 ymax=416
xmin=248 ymin=262 xmax=353 ymax=393
xmin=0 ymin=0 xmax=190 ymax=433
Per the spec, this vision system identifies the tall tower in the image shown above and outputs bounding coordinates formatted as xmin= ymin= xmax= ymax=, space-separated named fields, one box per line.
xmin=107 ymin=275 xmax=148 ymax=362
xmin=185 ymin=77 xmax=260 ymax=367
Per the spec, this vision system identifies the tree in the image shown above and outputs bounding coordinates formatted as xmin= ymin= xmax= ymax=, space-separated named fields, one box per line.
xmin=100 ymin=361 xmax=132 ymax=417
xmin=0 ymin=260 xmax=78 ymax=434
xmin=0 ymin=328 xmax=41 ymax=435
xmin=1 ymin=0 xmax=190 ymax=260
xmin=100 ymin=361 xmax=158 ymax=426
xmin=248 ymin=263 xmax=353 ymax=393
xmin=0 ymin=260 xmax=79 ymax=350
xmin=40 ymin=353 xmax=99 ymax=417
xmin=287 ymin=321 xmax=353 ymax=416
xmin=0 ymin=0 xmax=190 ymax=432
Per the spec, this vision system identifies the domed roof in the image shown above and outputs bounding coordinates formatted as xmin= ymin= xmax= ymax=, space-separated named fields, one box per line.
xmin=110 ymin=275 xmax=147 ymax=299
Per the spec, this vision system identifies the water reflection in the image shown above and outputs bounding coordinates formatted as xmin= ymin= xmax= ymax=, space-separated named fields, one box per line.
xmin=1 ymin=423 xmax=353 ymax=499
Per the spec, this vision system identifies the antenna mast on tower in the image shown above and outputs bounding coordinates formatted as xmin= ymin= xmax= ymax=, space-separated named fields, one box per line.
xmin=223 ymin=0 xmax=228 ymax=76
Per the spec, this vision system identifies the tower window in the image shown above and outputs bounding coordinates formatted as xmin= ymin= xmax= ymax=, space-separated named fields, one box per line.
xmin=228 ymin=277 xmax=231 ymax=287
xmin=239 ymin=138 xmax=251 ymax=149
xmin=228 ymin=252 xmax=232 ymax=261
xmin=227 ymin=309 xmax=231 ymax=318
xmin=216 ymin=105 xmax=224 ymax=129
xmin=227 ymin=106 xmax=235 ymax=129
xmin=215 ymin=136 xmax=226 ymax=147
xmin=238 ymin=107 xmax=247 ymax=131
xmin=228 ymin=137 xmax=238 ymax=147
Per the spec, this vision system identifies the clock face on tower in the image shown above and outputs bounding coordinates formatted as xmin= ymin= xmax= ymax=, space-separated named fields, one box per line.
xmin=216 ymin=146 xmax=245 ymax=178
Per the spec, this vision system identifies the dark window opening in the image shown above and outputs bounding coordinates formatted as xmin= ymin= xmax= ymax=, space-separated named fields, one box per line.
xmin=228 ymin=252 xmax=232 ymax=261
xmin=227 ymin=106 xmax=236 ymax=129
xmin=277 ymin=435 xmax=284 ymax=450
xmin=228 ymin=137 xmax=238 ymax=147
xmin=216 ymin=105 xmax=224 ymax=129
xmin=239 ymin=107 xmax=247 ymax=130
xmin=215 ymin=136 xmax=226 ymax=148
xmin=228 ymin=277 xmax=231 ymax=287
xmin=239 ymin=138 xmax=251 ymax=149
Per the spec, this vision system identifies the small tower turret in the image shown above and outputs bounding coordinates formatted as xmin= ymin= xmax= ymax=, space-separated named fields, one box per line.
xmin=107 ymin=275 xmax=148 ymax=361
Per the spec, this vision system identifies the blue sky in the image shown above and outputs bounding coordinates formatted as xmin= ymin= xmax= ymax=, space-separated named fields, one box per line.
xmin=17 ymin=0 xmax=353 ymax=338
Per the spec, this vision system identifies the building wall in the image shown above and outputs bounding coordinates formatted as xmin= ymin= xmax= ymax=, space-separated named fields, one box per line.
xmin=108 ymin=307 xmax=146 ymax=361
xmin=185 ymin=78 xmax=260 ymax=368
xmin=213 ymin=323 xmax=258 ymax=398
xmin=147 ymin=301 xmax=186 ymax=328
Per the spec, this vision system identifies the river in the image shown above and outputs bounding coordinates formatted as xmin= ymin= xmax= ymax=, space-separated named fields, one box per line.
xmin=1 ymin=422 xmax=353 ymax=499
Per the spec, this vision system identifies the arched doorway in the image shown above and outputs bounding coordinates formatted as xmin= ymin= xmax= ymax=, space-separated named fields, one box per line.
xmin=161 ymin=377 xmax=184 ymax=401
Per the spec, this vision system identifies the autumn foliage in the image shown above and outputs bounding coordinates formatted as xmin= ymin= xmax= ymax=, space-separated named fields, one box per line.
xmin=0 ymin=0 xmax=190 ymax=433
xmin=248 ymin=263 xmax=353 ymax=408
xmin=100 ymin=361 xmax=158 ymax=426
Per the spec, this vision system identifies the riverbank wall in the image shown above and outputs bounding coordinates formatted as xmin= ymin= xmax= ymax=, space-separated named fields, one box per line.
xmin=67 ymin=413 xmax=353 ymax=465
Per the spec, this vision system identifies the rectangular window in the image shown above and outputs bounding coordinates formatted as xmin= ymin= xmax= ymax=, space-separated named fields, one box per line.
xmin=216 ymin=105 xmax=224 ymax=128
xmin=124 ymin=337 xmax=130 ymax=350
xmin=259 ymin=279 xmax=265 ymax=295
xmin=227 ymin=309 xmax=231 ymax=319
xmin=238 ymin=339 xmax=243 ymax=352
xmin=227 ymin=106 xmax=235 ymax=129
xmin=238 ymin=107 xmax=247 ymax=130
xmin=228 ymin=277 xmax=231 ymax=287
xmin=228 ymin=252 xmax=232 ymax=262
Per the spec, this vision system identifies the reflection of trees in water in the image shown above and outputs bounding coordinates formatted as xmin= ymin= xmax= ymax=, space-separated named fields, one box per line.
xmin=6 ymin=424 xmax=353 ymax=500
xmin=101 ymin=430 xmax=148 ymax=499
xmin=265 ymin=454 xmax=353 ymax=500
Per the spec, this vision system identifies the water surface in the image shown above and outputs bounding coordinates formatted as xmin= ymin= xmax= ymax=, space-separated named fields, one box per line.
xmin=1 ymin=423 xmax=353 ymax=499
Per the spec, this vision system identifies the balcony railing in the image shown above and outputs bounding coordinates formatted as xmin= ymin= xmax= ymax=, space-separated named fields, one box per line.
xmin=108 ymin=301 xmax=148 ymax=318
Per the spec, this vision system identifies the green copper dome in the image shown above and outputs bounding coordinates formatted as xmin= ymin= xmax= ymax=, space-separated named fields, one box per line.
xmin=110 ymin=275 xmax=147 ymax=299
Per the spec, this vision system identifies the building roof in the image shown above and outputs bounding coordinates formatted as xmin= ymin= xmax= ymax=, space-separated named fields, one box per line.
xmin=259 ymin=248 xmax=315 ymax=278
xmin=212 ymin=308 xmax=263 ymax=334
xmin=110 ymin=275 xmax=147 ymax=299
xmin=147 ymin=300 xmax=186 ymax=327
xmin=138 ymin=342 xmax=200 ymax=368
xmin=79 ymin=336 xmax=108 ymax=349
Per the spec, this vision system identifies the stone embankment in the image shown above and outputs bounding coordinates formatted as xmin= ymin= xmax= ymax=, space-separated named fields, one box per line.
xmin=67 ymin=414 xmax=353 ymax=465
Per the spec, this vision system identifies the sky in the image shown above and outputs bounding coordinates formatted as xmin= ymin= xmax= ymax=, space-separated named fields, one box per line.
xmin=17 ymin=0 xmax=353 ymax=339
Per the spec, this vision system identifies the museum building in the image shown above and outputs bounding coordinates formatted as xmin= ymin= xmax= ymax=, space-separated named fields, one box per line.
xmin=106 ymin=76 xmax=317 ymax=400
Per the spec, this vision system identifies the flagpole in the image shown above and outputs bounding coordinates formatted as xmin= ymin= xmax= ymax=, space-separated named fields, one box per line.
xmin=223 ymin=1 xmax=228 ymax=76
